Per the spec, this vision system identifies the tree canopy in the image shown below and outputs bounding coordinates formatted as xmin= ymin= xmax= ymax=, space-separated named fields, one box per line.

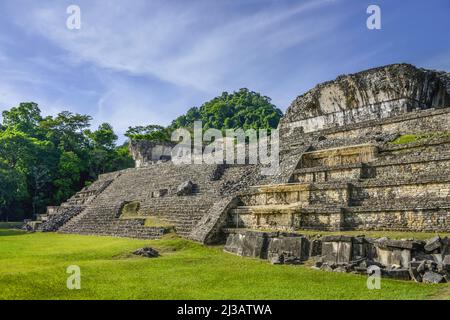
xmin=0 ymin=103 xmax=134 ymax=221
xmin=126 ymin=88 xmax=283 ymax=141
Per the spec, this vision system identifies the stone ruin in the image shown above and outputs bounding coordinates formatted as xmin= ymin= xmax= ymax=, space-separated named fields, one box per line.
xmin=28 ymin=63 xmax=450 ymax=280
xmin=223 ymin=230 xmax=450 ymax=283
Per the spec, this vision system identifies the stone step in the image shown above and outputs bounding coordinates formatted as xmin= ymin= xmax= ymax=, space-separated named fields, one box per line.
xmin=293 ymin=152 xmax=450 ymax=183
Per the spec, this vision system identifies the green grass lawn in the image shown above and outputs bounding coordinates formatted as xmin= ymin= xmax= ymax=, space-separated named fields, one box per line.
xmin=0 ymin=227 xmax=449 ymax=300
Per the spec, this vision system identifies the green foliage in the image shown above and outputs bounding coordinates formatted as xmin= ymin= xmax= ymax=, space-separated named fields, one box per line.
xmin=120 ymin=201 xmax=141 ymax=217
xmin=170 ymin=88 xmax=283 ymax=131
xmin=0 ymin=162 xmax=28 ymax=221
xmin=0 ymin=103 xmax=134 ymax=220
xmin=85 ymin=123 xmax=118 ymax=150
xmin=129 ymin=89 xmax=283 ymax=142
xmin=2 ymin=102 xmax=42 ymax=135
xmin=125 ymin=125 xmax=171 ymax=142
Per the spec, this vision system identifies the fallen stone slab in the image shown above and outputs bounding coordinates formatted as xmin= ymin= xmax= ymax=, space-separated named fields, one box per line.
xmin=441 ymin=237 xmax=450 ymax=255
xmin=333 ymin=266 xmax=347 ymax=273
xmin=414 ymin=252 xmax=435 ymax=262
xmin=432 ymin=254 xmax=443 ymax=264
xmin=176 ymin=180 xmax=194 ymax=196
xmin=133 ymin=247 xmax=160 ymax=258
xmin=381 ymin=269 xmax=411 ymax=281
xmin=320 ymin=263 xmax=334 ymax=272
xmin=443 ymin=255 xmax=450 ymax=268
xmin=267 ymin=236 xmax=309 ymax=264
xmin=376 ymin=238 xmax=415 ymax=250
xmin=424 ymin=236 xmax=442 ymax=253
xmin=224 ymin=231 xmax=270 ymax=259
xmin=422 ymin=271 xmax=445 ymax=284
xmin=353 ymin=266 xmax=368 ymax=274
xmin=321 ymin=235 xmax=353 ymax=243
xmin=408 ymin=268 xmax=423 ymax=283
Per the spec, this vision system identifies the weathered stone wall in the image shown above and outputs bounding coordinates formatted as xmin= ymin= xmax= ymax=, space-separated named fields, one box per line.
xmin=280 ymin=64 xmax=450 ymax=135
xmin=300 ymin=144 xmax=377 ymax=168
xmin=226 ymin=132 xmax=450 ymax=232
xmin=223 ymin=230 xmax=450 ymax=283
xmin=129 ymin=140 xmax=175 ymax=168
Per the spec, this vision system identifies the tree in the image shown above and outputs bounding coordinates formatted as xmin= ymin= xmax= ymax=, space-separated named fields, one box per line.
xmin=125 ymin=125 xmax=171 ymax=142
xmin=0 ymin=162 xmax=27 ymax=221
xmin=1 ymin=102 xmax=42 ymax=136
xmin=132 ymin=89 xmax=283 ymax=143
xmin=170 ymin=88 xmax=283 ymax=132
xmin=53 ymin=152 xmax=83 ymax=204
xmin=0 ymin=103 xmax=134 ymax=220
xmin=40 ymin=111 xmax=92 ymax=152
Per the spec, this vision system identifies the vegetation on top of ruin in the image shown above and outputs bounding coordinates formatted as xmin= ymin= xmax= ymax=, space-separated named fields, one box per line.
xmin=125 ymin=88 xmax=283 ymax=141
xmin=1 ymin=229 xmax=448 ymax=300
xmin=390 ymin=131 xmax=450 ymax=145
xmin=143 ymin=217 xmax=175 ymax=229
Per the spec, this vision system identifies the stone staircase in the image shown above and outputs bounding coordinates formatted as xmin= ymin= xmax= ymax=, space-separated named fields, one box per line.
xmin=226 ymin=136 xmax=450 ymax=233
xmin=39 ymin=176 xmax=117 ymax=232
xmin=56 ymin=162 xmax=266 ymax=239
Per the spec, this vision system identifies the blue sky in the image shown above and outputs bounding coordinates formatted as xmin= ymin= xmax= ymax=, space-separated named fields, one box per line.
xmin=0 ymin=0 xmax=449 ymax=139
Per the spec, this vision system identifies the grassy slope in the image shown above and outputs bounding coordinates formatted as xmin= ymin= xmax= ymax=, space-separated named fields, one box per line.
xmin=1 ymin=229 xmax=449 ymax=300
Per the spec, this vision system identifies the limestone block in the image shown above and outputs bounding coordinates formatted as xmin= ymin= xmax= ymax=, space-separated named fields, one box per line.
xmin=424 ymin=236 xmax=442 ymax=252
xmin=152 ymin=189 xmax=168 ymax=198
xmin=443 ymin=255 xmax=450 ymax=268
xmin=224 ymin=231 xmax=269 ymax=259
xmin=381 ymin=269 xmax=411 ymax=281
xmin=375 ymin=247 xmax=411 ymax=268
xmin=176 ymin=181 xmax=194 ymax=196
xmin=422 ymin=271 xmax=445 ymax=284
xmin=267 ymin=236 xmax=310 ymax=264
xmin=321 ymin=238 xmax=352 ymax=264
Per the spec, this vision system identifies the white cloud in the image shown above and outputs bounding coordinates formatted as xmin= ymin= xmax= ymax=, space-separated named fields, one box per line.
xmin=91 ymin=77 xmax=189 ymax=136
xmin=1 ymin=0 xmax=349 ymax=136
xmin=17 ymin=0 xmax=341 ymax=92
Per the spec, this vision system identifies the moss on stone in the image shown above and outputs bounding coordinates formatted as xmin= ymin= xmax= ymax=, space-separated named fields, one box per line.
xmin=120 ymin=201 xmax=141 ymax=217
xmin=390 ymin=131 xmax=450 ymax=145
xmin=144 ymin=217 xmax=174 ymax=229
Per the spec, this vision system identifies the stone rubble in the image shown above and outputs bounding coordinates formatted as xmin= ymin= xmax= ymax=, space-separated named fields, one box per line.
xmin=132 ymin=247 xmax=160 ymax=258
xmin=176 ymin=180 xmax=195 ymax=196
xmin=223 ymin=230 xmax=450 ymax=283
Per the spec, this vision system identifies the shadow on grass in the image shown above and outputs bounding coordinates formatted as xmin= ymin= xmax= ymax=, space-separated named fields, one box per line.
xmin=0 ymin=229 xmax=28 ymax=237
